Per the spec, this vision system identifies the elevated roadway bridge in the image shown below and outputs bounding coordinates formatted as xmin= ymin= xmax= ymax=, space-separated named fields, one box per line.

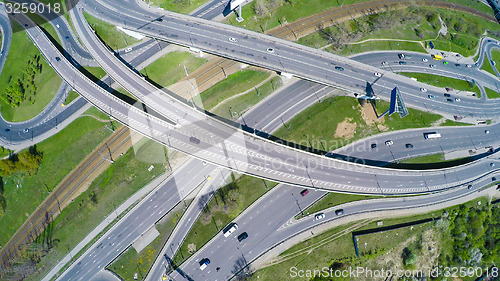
xmin=7 ymin=3 xmax=498 ymax=198
xmin=80 ymin=0 xmax=500 ymax=122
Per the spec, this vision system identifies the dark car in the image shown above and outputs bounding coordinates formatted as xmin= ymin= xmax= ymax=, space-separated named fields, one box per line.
xmin=399 ymin=61 xmax=407 ymax=65
xmin=371 ymin=143 xmax=377 ymax=149
xmin=446 ymin=98 xmax=453 ymax=102
xmin=493 ymin=177 xmax=497 ymax=182
xmin=189 ymin=136 xmax=200 ymax=144
xmin=455 ymin=63 xmax=460 ymax=67
xmin=444 ymin=93 xmax=451 ymax=97
xmin=335 ymin=209 xmax=344 ymax=216
xmin=405 ymin=143 xmax=413 ymax=148
xmin=55 ymin=57 xmax=61 ymax=61
xmin=4 ymin=128 xmax=10 ymax=133
xmin=300 ymin=189 xmax=309 ymax=196
xmin=335 ymin=66 xmax=344 ymax=71
xmin=237 ymin=232 xmax=248 ymax=242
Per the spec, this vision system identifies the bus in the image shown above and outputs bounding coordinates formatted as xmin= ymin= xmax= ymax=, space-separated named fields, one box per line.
xmin=431 ymin=54 xmax=442 ymax=61
xmin=423 ymin=132 xmax=441 ymax=139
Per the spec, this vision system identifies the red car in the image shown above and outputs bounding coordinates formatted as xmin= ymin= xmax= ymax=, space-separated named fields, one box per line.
xmin=300 ymin=189 xmax=309 ymax=196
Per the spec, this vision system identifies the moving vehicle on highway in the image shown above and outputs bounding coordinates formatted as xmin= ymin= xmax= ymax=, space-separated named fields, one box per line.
xmin=334 ymin=66 xmax=344 ymax=71
xmin=385 ymin=140 xmax=393 ymax=146
xmin=223 ymin=223 xmax=238 ymax=237
xmin=405 ymin=143 xmax=413 ymax=148
xmin=300 ymin=189 xmax=309 ymax=196
xmin=229 ymin=37 xmax=237 ymax=42
xmin=237 ymin=232 xmax=248 ymax=242
xmin=335 ymin=209 xmax=344 ymax=215
xmin=423 ymin=132 xmax=441 ymax=139
xmin=420 ymin=88 xmax=427 ymax=92
xmin=431 ymin=54 xmax=442 ymax=60
xmin=374 ymin=72 xmax=382 ymax=77
xmin=314 ymin=213 xmax=325 ymax=220
xmin=199 ymin=258 xmax=210 ymax=270
xmin=189 ymin=136 xmax=200 ymax=144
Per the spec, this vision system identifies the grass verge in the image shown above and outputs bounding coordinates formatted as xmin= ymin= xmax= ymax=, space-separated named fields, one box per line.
xmin=153 ymin=0 xmax=210 ymax=14
xmin=485 ymin=87 xmax=500 ymax=99
xmin=84 ymin=12 xmax=139 ymax=50
xmin=199 ymin=70 xmax=270 ymax=111
xmin=140 ymin=51 xmax=207 ymax=88
xmin=63 ymin=91 xmax=79 ymax=105
xmin=212 ymin=76 xmax=283 ymax=120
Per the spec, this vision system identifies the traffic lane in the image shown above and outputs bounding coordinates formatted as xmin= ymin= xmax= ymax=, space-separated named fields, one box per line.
xmin=354 ymin=50 xmax=499 ymax=92
xmin=85 ymin=1 xmax=500 ymax=122
xmin=62 ymin=159 xmax=217 ymax=281
xmin=179 ymin=165 xmax=500 ymax=281
xmin=336 ymin=123 xmax=500 ymax=161
xmin=171 ymin=185 xmax=325 ymax=281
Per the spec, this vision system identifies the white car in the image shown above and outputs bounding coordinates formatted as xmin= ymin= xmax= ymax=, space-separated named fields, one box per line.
xmin=485 ymin=130 xmax=490 ymax=134
xmin=455 ymin=98 xmax=461 ymax=101
xmin=314 ymin=213 xmax=325 ymax=220
xmin=125 ymin=47 xmax=132 ymax=53
xmin=267 ymin=47 xmax=274 ymax=53
xmin=385 ymin=140 xmax=393 ymax=146
xmin=374 ymin=72 xmax=382 ymax=77
xmin=420 ymin=88 xmax=427 ymax=92
xmin=466 ymin=64 xmax=472 ymax=68
xmin=422 ymin=58 xmax=428 ymax=62
xmin=229 ymin=37 xmax=237 ymax=42
xmin=223 ymin=223 xmax=238 ymax=237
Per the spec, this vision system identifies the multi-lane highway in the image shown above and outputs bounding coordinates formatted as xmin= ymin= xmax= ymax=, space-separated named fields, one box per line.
xmin=1 ymin=1 xmax=496 ymax=278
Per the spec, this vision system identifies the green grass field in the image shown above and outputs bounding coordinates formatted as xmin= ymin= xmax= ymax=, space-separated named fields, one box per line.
xmin=199 ymin=70 xmax=270 ymax=111
xmin=153 ymin=0 xmax=209 ymax=14
xmin=485 ymin=87 xmax=500 ymax=99
xmin=172 ymin=175 xmax=276 ymax=266
xmin=340 ymin=41 xmax=426 ymax=56
xmin=212 ymin=76 xmax=283 ymax=120
xmin=25 ymin=138 xmax=167 ymax=281
xmin=63 ymin=91 xmax=79 ymax=105
xmin=0 ymin=113 xmax=116 ymax=247
xmin=399 ymin=72 xmax=481 ymax=97
xmin=84 ymin=12 xmax=139 ymax=50
xmin=0 ymin=21 xmax=62 ymax=122
xmin=140 ymin=51 xmax=207 ymax=88
xmin=483 ymin=49 xmax=500 ymax=76
xmin=273 ymin=96 xmax=442 ymax=152
xmin=400 ymin=153 xmax=445 ymax=164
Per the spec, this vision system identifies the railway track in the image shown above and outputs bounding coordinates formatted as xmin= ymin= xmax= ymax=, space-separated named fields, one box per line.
xmin=0 ymin=126 xmax=133 ymax=274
